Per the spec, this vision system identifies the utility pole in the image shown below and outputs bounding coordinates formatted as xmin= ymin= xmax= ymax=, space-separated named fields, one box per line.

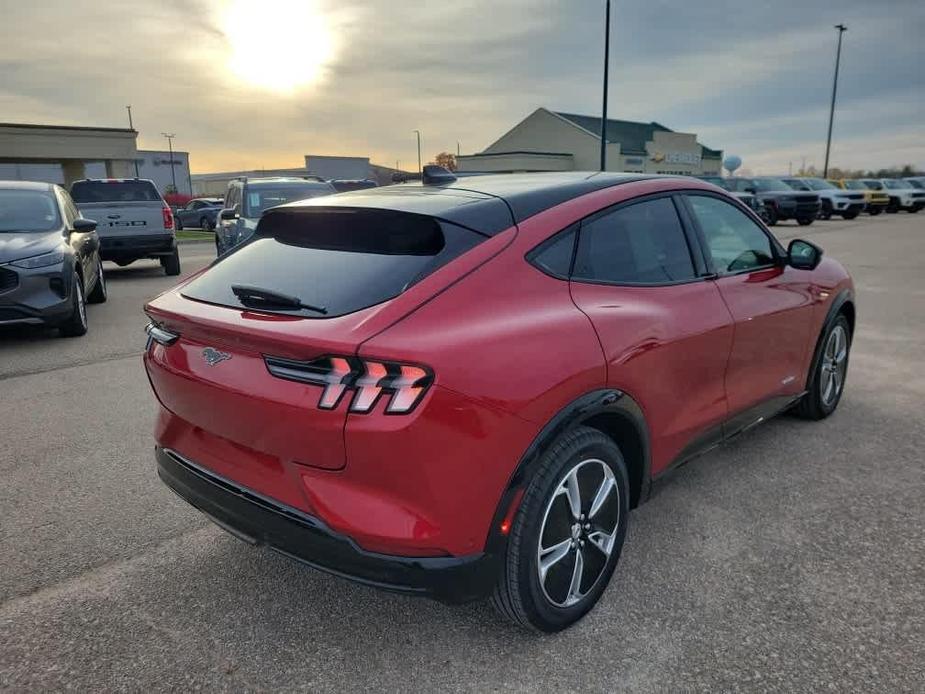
xmin=126 ymin=105 xmax=140 ymax=177
xmin=161 ymin=132 xmax=178 ymax=193
xmin=413 ymin=130 xmax=422 ymax=176
xmin=599 ymin=0 xmax=611 ymax=171
xmin=457 ymin=141 xmax=461 ymax=157
xmin=823 ymin=24 xmax=847 ymax=179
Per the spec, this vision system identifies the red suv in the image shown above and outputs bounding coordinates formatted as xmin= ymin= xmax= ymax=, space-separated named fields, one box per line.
xmin=144 ymin=171 xmax=854 ymax=632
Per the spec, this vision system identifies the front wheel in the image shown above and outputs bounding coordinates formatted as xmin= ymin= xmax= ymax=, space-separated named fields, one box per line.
xmin=491 ymin=426 xmax=629 ymax=632
xmin=818 ymin=201 xmax=832 ymax=220
xmin=200 ymin=216 xmax=215 ymax=231
xmin=59 ymin=274 xmax=88 ymax=337
xmin=86 ymin=257 xmax=107 ymax=304
xmin=840 ymin=211 xmax=859 ymax=220
xmin=868 ymin=207 xmax=882 ymax=216
xmin=797 ymin=216 xmax=814 ymax=226
xmin=794 ymin=315 xmax=851 ymax=420
xmin=764 ymin=206 xmax=778 ymax=226
xmin=175 ymin=217 xmax=183 ymax=231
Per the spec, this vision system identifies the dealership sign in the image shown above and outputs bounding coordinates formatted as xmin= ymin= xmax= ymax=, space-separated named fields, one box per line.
xmin=649 ymin=151 xmax=702 ymax=166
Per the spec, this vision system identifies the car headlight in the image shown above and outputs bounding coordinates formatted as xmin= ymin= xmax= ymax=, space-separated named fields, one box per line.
xmin=10 ymin=250 xmax=67 ymax=269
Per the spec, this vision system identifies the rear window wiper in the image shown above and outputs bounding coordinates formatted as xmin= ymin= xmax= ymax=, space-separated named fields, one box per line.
xmin=231 ymin=284 xmax=328 ymax=315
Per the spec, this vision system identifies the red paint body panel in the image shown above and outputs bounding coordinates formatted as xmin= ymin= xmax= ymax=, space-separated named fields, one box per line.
xmin=144 ymin=175 xmax=855 ymax=561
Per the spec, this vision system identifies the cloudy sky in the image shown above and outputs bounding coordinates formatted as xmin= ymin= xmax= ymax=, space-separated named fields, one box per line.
xmin=1 ymin=0 xmax=922 ymax=174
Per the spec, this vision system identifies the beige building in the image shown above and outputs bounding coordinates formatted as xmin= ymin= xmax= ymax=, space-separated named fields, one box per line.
xmin=0 ymin=122 xmax=138 ymax=185
xmin=457 ymin=108 xmax=722 ymax=176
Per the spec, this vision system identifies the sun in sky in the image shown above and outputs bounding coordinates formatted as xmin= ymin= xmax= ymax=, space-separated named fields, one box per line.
xmin=222 ymin=0 xmax=335 ymax=93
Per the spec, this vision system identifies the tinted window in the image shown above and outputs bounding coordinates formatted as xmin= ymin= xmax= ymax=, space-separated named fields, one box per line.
xmin=0 ymin=189 xmax=61 ymax=232
xmin=573 ymin=197 xmax=696 ymax=284
xmin=70 ymin=180 xmax=161 ymax=203
xmin=243 ymin=184 xmax=335 ymax=217
xmin=688 ymin=195 xmax=775 ymax=274
xmin=181 ymin=210 xmax=485 ymax=318
xmin=529 ymin=226 xmax=576 ymax=277
xmin=753 ymin=178 xmax=792 ymax=192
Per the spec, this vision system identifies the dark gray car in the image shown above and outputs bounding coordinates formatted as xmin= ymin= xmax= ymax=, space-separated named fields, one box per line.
xmin=0 ymin=181 xmax=107 ymax=337
xmin=175 ymin=198 xmax=223 ymax=231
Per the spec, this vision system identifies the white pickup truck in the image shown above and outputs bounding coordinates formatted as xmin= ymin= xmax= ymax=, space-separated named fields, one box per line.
xmin=70 ymin=178 xmax=180 ymax=275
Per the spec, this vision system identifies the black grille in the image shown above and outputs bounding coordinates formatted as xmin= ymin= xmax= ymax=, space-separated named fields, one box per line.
xmin=0 ymin=307 xmax=26 ymax=321
xmin=0 ymin=267 xmax=19 ymax=293
xmin=846 ymin=194 xmax=864 ymax=200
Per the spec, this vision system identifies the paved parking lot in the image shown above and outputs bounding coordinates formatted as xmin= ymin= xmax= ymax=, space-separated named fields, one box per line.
xmin=2 ymin=216 xmax=924 ymax=692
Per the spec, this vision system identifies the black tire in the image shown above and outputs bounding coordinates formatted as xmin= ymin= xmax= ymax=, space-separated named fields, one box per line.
xmin=86 ymin=257 xmax=107 ymax=304
xmin=907 ymin=206 xmax=921 ymax=214
xmin=161 ymin=248 xmax=181 ymax=276
xmin=818 ymin=200 xmax=832 ymax=220
xmin=175 ymin=216 xmax=183 ymax=231
xmin=868 ymin=207 xmax=882 ymax=216
xmin=764 ymin=206 xmax=778 ymax=226
xmin=887 ymin=198 xmax=900 ymax=213
xmin=797 ymin=216 xmax=814 ymax=226
xmin=794 ymin=314 xmax=851 ymax=420
xmin=840 ymin=211 xmax=859 ymax=220
xmin=491 ymin=426 xmax=629 ymax=632
xmin=215 ymin=237 xmax=222 ymax=256
xmin=59 ymin=274 xmax=88 ymax=337
xmin=200 ymin=216 xmax=214 ymax=231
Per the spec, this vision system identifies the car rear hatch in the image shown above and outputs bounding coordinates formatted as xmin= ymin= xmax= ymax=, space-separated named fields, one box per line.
xmin=144 ymin=202 xmax=511 ymax=484
xmin=70 ymin=180 xmax=168 ymax=238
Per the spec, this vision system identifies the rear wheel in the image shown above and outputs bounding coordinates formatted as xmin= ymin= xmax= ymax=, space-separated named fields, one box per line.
xmin=797 ymin=216 xmax=814 ymax=226
xmin=161 ymin=248 xmax=181 ymax=276
xmin=794 ymin=315 xmax=850 ymax=420
xmin=86 ymin=257 xmax=107 ymax=304
xmin=907 ymin=206 xmax=921 ymax=214
xmin=59 ymin=274 xmax=88 ymax=337
xmin=840 ymin=211 xmax=859 ymax=220
xmin=868 ymin=207 xmax=882 ymax=216
xmin=491 ymin=426 xmax=629 ymax=632
xmin=887 ymin=198 xmax=900 ymax=213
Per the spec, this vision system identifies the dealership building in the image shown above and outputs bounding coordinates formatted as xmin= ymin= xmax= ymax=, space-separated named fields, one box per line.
xmin=0 ymin=122 xmax=191 ymax=195
xmin=457 ymin=107 xmax=722 ymax=176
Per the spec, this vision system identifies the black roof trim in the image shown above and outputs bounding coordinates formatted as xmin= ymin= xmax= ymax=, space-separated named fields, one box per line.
xmin=0 ymin=122 xmax=135 ymax=134
xmin=457 ymin=151 xmax=573 ymax=158
xmin=278 ymin=172 xmax=650 ymax=235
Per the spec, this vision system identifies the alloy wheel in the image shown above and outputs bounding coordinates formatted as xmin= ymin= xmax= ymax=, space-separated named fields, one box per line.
xmin=537 ymin=458 xmax=620 ymax=608
xmin=820 ymin=325 xmax=848 ymax=407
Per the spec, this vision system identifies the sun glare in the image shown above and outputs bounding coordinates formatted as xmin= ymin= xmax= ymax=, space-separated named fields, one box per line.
xmin=223 ymin=0 xmax=334 ymax=93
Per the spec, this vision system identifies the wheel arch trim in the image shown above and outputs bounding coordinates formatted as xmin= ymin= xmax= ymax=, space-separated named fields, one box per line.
xmin=484 ymin=388 xmax=651 ymax=554
xmin=806 ymin=287 xmax=855 ymax=390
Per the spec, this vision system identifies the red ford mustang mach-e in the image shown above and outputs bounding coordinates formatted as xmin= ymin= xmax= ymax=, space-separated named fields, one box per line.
xmin=144 ymin=170 xmax=854 ymax=631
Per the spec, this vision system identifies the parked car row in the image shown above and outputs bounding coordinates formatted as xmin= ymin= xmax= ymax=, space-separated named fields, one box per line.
xmin=0 ymin=177 xmax=179 ymax=337
xmin=699 ymin=175 xmax=924 ymax=225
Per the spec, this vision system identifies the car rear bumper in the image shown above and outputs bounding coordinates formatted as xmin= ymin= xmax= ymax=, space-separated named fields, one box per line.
xmin=155 ymin=446 xmax=500 ymax=603
xmin=100 ymin=233 xmax=175 ymax=261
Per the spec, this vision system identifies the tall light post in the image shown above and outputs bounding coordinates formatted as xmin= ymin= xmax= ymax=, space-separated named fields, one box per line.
xmin=823 ymin=24 xmax=847 ymax=179
xmin=599 ymin=0 xmax=611 ymax=171
xmin=161 ymin=132 xmax=178 ymax=193
xmin=413 ymin=130 xmax=422 ymax=176
xmin=126 ymin=105 xmax=140 ymax=177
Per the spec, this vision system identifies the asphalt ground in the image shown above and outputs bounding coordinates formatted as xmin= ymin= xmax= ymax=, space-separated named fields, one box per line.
xmin=1 ymin=214 xmax=923 ymax=692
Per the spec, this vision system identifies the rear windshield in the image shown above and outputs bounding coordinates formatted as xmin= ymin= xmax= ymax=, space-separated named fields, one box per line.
xmin=244 ymin=184 xmax=335 ymax=217
xmin=71 ymin=180 xmax=161 ymax=203
xmin=0 ymin=189 xmax=61 ymax=232
xmin=181 ymin=209 xmax=486 ymax=318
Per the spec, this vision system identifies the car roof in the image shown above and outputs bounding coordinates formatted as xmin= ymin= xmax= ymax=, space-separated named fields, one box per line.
xmin=0 ymin=180 xmax=55 ymax=191
xmin=278 ymin=172 xmax=650 ymax=235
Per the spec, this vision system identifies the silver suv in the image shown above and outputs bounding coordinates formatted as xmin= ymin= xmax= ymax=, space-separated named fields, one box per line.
xmin=216 ymin=177 xmax=336 ymax=255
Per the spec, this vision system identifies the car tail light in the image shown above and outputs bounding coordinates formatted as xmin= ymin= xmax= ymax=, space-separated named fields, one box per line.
xmin=264 ymin=355 xmax=433 ymax=414
xmin=163 ymin=206 xmax=174 ymax=230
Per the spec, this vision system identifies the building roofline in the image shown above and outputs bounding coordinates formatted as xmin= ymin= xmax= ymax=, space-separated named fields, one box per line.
xmin=0 ymin=122 xmax=136 ymax=134
xmin=458 ymin=150 xmax=574 ymax=158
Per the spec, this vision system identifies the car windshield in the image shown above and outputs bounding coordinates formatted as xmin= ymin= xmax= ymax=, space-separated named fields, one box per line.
xmin=861 ymin=180 xmax=884 ymax=190
xmin=244 ymin=184 xmax=335 ymax=217
xmin=70 ymin=180 xmax=161 ymax=203
xmin=802 ymin=178 xmax=837 ymax=191
xmin=903 ymin=179 xmax=923 ymax=189
xmin=883 ymin=180 xmax=907 ymax=190
xmin=0 ymin=189 xmax=61 ymax=233
xmin=783 ymin=179 xmax=812 ymax=191
xmin=753 ymin=178 xmax=792 ymax=192
xmin=843 ymin=180 xmax=866 ymax=190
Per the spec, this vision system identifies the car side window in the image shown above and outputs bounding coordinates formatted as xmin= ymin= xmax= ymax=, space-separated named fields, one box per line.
xmin=573 ymin=197 xmax=696 ymax=285
xmin=528 ymin=225 xmax=577 ymax=278
xmin=58 ymin=189 xmax=79 ymax=225
xmin=687 ymin=195 xmax=775 ymax=274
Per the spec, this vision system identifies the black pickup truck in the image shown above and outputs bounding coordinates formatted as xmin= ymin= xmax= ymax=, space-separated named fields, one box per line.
xmin=725 ymin=177 xmax=821 ymax=226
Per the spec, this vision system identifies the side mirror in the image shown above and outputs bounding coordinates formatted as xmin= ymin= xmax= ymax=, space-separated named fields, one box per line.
xmin=788 ymin=239 xmax=823 ymax=270
xmin=219 ymin=207 xmax=239 ymax=221
xmin=72 ymin=218 xmax=97 ymax=233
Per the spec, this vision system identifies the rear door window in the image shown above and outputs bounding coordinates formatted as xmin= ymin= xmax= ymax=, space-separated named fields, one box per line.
xmin=70 ymin=180 xmax=161 ymax=203
xmin=181 ymin=209 xmax=486 ymax=318
xmin=572 ymin=197 xmax=697 ymax=285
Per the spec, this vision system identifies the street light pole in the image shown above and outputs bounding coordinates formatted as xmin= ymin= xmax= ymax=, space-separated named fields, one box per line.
xmin=161 ymin=132 xmax=177 ymax=193
xmin=127 ymin=105 xmax=140 ymax=177
xmin=413 ymin=130 xmax=422 ymax=176
xmin=599 ymin=0 xmax=611 ymax=171
xmin=823 ymin=24 xmax=847 ymax=179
